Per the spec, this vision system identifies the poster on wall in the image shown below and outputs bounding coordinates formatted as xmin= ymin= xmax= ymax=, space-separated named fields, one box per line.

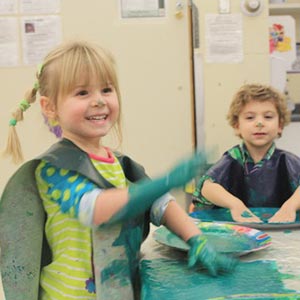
xmin=120 ymin=0 xmax=165 ymax=18
xmin=0 ymin=0 xmax=62 ymax=67
xmin=205 ymin=14 xmax=243 ymax=63
xmin=0 ymin=17 xmax=19 ymax=67
xmin=20 ymin=0 xmax=60 ymax=14
xmin=21 ymin=15 xmax=62 ymax=65
xmin=0 ymin=0 xmax=17 ymax=14
xmin=269 ymin=15 xmax=296 ymax=71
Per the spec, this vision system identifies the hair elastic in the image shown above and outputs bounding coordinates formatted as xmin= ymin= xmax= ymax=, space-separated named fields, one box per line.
xmin=37 ymin=63 xmax=43 ymax=77
xmin=9 ymin=118 xmax=17 ymax=126
xmin=34 ymin=81 xmax=39 ymax=91
xmin=19 ymin=99 xmax=30 ymax=112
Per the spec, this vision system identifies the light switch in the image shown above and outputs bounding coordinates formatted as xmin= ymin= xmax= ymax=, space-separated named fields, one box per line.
xmin=219 ymin=0 xmax=230 ymax=14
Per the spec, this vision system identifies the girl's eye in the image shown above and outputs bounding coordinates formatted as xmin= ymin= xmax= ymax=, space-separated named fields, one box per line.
xmin=102 ymin=87 xmax=113 ymax=94
xmin=76 ymin=90 xmax=89 ymax=96
xmin=245 ymin=116 xmax=254 ymax=120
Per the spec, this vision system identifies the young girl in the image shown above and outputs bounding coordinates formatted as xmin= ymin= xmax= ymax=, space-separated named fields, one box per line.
xmin=192 ymin=84 xmax=300 ymax=223
xmin=1 ymin=41 xmax=236 ymax=299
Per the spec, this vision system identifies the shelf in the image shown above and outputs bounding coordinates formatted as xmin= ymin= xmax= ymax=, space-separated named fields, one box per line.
xmin=269 ymin=3 xmax=300 ymax=15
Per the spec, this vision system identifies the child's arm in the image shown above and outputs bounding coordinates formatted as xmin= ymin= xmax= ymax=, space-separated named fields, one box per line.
xmin=202 ymin=180 xmax=262 ymax=223
xmin=92 ymin=152 xmax=206 ymax=226
xmin=268 ymin=186 xmax=300 ymax=223
xmin=161 ymin=201 xmax=237 ymax=276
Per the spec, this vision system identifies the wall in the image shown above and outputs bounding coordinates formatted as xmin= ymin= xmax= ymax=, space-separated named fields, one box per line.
xmin=0 ymin=1 xmax=195 ymax=194
xmin=195 ymin=0 xmax=271 ymax=160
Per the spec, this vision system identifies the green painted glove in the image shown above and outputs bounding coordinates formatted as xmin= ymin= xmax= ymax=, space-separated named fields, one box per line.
xmin=105 ymin=152 xmax=207 ymax=225
xmin=187 ymin=234 xmax=238 ymax=276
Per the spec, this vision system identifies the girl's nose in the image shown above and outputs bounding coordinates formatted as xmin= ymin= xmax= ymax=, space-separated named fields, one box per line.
xmin=92 ymin=98 xmax=106 ymax=107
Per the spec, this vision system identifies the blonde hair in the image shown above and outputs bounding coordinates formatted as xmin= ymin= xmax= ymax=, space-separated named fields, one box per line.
xmin=227 ymin=83 xmax=290 ymax=135
xmin=4 ymin=40 xmax=123 ymax=164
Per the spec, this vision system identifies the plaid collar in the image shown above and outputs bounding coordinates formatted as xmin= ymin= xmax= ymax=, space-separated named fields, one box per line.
xmin=228 ymin=142 xmax=275 ymax=166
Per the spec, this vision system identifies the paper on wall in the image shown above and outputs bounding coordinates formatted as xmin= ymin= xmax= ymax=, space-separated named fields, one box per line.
xmin=0 ymin=0 xmax=17 ymax=14
xmin=20 ymin=0 xmax=60 ymax=14
xmin=205 ymin=14 xmax=243 ymax=63
xmin=0 ymin=17 xmax=19 ymax=67
xmin=21 ymin=15 xmax=62 ymax=65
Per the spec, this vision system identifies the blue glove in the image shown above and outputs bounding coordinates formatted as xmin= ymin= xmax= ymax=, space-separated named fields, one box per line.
xmin=187 ymin=234 xmax=238 ymax=276
xmin=105 ymin=152 xmax=207 ymax=225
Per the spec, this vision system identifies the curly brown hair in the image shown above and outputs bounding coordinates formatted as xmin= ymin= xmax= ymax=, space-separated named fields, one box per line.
xmin=227 ymin=83 xmax=290 ymax=131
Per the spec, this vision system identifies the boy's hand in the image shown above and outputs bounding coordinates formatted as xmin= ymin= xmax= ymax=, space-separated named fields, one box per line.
xmin=268 ymin=206 xmax=296 ymax=223
xmin=187 ymin=234 xmax=238 ymax=276
xmin=230 ymin=202 xmax=262 ymax=223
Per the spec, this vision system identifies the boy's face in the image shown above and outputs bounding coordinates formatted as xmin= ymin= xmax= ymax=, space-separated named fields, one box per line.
xmin=234 ymin=99 xmax=282 ymax=152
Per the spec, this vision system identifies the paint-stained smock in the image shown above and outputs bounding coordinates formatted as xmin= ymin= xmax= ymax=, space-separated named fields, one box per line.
xmin=35 ymin=138 xmax=173 ymax=300
xmin=193 ymin=143 xmax=300 ymax=208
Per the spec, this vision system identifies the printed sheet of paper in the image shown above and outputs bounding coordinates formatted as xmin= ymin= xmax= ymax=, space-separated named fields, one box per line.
xmin=120 ymin=0 xmax=165 ymax=18
xmin=0 ymin=17 xmax=19 ymax=67
xmin=21 ymin=15 xmax=62 ymax=65
xmin=0 ymin=0 xmax=17 ymax=14
xmin=20 ymin=0 xmax=60 ymax=14
xmin=205 ymin=14 xmax=243 ymax=63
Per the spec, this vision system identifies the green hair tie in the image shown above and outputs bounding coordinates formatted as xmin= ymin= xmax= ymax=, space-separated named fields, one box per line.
xmin=9 ymin=118 xmax=17 ymax=126
xmin=34 ymin=81 xmax=39 ymax=91
xmin=37 ymin=63 xmax=43 ymax=77
xmin=19 ymin=99 xmax=30 ymax=112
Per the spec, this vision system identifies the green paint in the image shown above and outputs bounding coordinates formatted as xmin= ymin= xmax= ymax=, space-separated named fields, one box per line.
xmin=101 ymin=260 xmax=131 ymax=286
xmin=241 ymin=211 xmax=253 ymax=218
xmin=210 ymin=293 xmax=300 ymax=299
xmin=26 ymin=211 xmax=33 ymax=217
xmin=141 ymin=259 xmax=298 ymax=300
xmin=153 ymin=222 xmax=271 ymax=255
xmin=190 ymin=208 xmax=300 ymax=226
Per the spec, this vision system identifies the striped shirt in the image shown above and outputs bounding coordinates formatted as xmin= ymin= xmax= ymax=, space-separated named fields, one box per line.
xmin=36 ymin=150 xmax=126 ymax=299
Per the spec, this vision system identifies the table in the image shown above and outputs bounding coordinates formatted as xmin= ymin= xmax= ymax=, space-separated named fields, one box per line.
xmin=140 ymin=224 xmax=300 ymax=300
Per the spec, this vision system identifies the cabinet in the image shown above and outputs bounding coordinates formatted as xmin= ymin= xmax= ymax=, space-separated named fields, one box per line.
xmin=269 ymin=3 xmax=300 ymax=15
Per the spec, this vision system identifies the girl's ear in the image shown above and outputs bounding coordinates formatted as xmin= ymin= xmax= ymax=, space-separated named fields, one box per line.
xmin=40 ymin=96 xmax=56 ymax=119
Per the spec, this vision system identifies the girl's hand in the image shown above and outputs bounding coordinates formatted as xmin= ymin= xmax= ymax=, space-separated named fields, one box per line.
xmin=187 ymin=234 xmax=238 ymax=276
xmin=230 ymin=202 xmax=262 ymax=223
xmin=165 ymin=152 xmax=207 ymax=189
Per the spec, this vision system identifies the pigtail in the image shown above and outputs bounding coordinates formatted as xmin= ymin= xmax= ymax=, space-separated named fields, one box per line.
xmin=3 ymin=83 xmax=39 ymax=164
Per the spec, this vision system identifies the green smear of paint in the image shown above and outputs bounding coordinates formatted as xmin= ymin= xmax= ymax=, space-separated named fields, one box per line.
xmin=210 ymin=293 xmax=300 ymax=299
xmin=153 ymin=222 xmax=271 ymax=255
xmin=141 ymin=259 xmax=298 ymax=300
xmin=190 ymin=208 xmax=300 ymax=224
xmin=241 ymin=211 xmax=253 ymax=218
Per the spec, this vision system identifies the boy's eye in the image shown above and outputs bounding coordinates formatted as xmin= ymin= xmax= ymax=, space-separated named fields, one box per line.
xmin=265 ymin=115 xmax=274 ymax=119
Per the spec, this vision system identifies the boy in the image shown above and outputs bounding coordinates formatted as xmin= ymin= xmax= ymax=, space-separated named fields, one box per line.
xmin=192 ymin=84 xmax=300 ymax=223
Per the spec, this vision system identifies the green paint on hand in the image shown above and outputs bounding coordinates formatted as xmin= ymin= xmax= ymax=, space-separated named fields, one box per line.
xmin=241 ymin=211 xmax=253 ymax=218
